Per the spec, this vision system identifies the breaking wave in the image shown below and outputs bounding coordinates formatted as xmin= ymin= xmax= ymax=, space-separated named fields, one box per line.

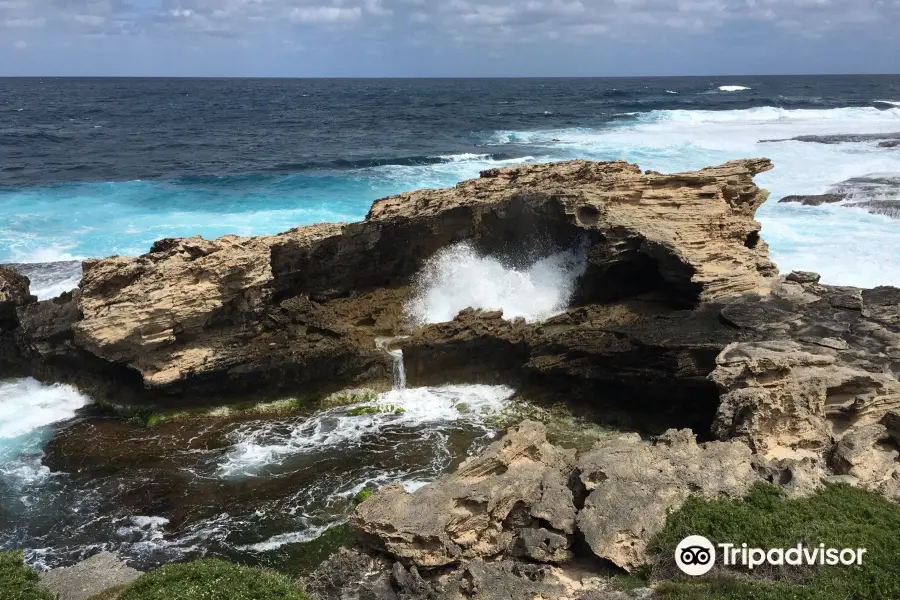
xmin=405 ymin=242 xmax=588 ymax=325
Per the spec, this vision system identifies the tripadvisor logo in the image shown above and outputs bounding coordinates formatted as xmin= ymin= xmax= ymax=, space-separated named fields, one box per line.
xmin=675 ymin=535 xmax=868 ymax=577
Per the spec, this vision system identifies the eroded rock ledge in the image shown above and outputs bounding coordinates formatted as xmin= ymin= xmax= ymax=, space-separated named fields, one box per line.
xmin=3 ymin=158 xmax=777 ymax=399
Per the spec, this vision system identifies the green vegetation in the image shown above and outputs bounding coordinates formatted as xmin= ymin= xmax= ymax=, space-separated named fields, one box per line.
xmin=120 ymin=559 xmax=309 ymax=600
xmin=346 ymin=403 xmax=405 ymax=417
xmin=354 ymin=488 xmax=374 ymax=504
xmin=645 ymin=483 xmax=900 ymax=600
xmin=320 ymin=387 xmax=381 ymax=409
xmin=85 ymin=584 xmax=129 ymax=600
xmin=0 ymin=551 xmax=56 ymax=600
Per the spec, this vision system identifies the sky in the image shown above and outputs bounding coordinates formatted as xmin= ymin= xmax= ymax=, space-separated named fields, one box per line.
xmin=1 ymin=0 xmax=899 ymax=76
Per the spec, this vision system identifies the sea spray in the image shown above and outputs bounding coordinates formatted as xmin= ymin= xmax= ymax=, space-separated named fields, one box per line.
xmin=405 ymin=242 xmax=588 ymax=325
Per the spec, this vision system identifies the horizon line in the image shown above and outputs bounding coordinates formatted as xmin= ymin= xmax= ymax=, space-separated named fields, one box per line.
xmin=2 ymin=73 xmax=899 ymax=80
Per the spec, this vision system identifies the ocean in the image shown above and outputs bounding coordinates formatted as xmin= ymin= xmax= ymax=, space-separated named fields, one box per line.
xmin=2 ymin=76 xmax=900 ymax=297
xmin=2 ymin=75 xmax=900 ymax=570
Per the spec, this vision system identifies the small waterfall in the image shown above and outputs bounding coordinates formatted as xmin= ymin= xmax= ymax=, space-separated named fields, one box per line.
xmin=389 ymin=349 xmax=407 ymax=390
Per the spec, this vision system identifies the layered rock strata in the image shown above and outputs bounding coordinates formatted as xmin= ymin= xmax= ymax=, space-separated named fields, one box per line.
xmin=6 ymin=159 xmax=777 ymax=399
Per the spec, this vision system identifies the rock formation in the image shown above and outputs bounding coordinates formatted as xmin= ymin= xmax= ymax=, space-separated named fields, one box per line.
xmin=4 ymin=157 xmax=900 ymax=598
xmin=349 ymin=422 xmax=755 ymax=584
xmin=779 ymin=174 xmax=900 ymax=219
xmin=6 ymin=158 xmax=777 ymax=398
xmin=0 ymin=265 xmax=36 ymax=368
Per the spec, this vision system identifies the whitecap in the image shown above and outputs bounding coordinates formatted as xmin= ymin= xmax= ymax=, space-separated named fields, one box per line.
xmin=480 ymin=105 xmax=900 ymax=288
xmin=718 ymin=85 xmax=751 ymax=92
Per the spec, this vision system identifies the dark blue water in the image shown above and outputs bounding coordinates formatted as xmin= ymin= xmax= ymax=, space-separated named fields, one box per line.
xmin=1 ymin=75 xmax=900 ymax=291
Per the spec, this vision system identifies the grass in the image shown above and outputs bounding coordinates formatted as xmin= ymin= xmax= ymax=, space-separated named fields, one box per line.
xmin=119 ymin=559 xmax=309 ymax=600
xmin=0 ymin=551 xmax=56 ymax=600
xmin=643 ymin=483 xmax=900 ymax=600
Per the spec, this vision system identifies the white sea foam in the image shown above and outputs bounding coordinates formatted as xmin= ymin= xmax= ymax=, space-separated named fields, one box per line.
xmin=218 ymin=384 xmax=514 ymax=478
xmin=0 ymin=379 xmax=91 ymax=487
xmin=0 ymin=379 xmax=90 ymax=440
xmin=238 ymin=524 xmax=331 ymax=552
xmin=718 ymin=85 xmax=751 ymax=92
xmin=9 ymin=247 xmax=81 ymax=264
xmin=486 ymin=105 xmax=900 ymax=288
xmin=405 ymin=242 xmax=588 ymax=325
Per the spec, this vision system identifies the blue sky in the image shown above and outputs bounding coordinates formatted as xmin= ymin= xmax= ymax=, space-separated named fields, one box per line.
xmin=1 ymin=0 xmax=898 ymax=76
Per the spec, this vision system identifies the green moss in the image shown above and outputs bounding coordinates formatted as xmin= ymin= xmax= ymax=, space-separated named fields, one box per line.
xmin=120 ymin=559 xmax=309 ymax=600
xmin=346 ymin=404 xmax=404 ymax=417
xmin=346 ymin=406 xmax=381 ymax=417
xmin=0 ymin=551 xmax=56 ymax=600
xmin=353 ymin=488 xmax=374 ymax=505
xmin=648 ymin=483 xmax=900 ymax=600
xmin=320 ymin=388 xmax=381 ymax=409
xmin=253 ymin=524 xmax=353 ymax=578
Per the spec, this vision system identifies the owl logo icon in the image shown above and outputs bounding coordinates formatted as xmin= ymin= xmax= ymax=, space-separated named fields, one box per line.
xmin=675 ymin=535 xmax=716 ymax=576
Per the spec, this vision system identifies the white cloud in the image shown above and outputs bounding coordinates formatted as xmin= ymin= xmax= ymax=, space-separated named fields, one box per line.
xmin=14 ymin=39 xmax=26 ymax=49
xmin=5 ymin=17 xmax=45 ymax=27
xmin=289 ymin=6 xmax=362 ymax=23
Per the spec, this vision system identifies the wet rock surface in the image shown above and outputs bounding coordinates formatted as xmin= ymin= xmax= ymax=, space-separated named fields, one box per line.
xmin=778 ymin=174 xmax=900 ymax=218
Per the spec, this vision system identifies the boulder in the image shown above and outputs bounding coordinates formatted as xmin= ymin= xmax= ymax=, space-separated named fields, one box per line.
xmin=39 ymin=552 xmax=141 ymax=600
xmin=576 ymin=429 xmax=756 ymax=571
xmin=351 ymin=421 xmax=577 ymax=568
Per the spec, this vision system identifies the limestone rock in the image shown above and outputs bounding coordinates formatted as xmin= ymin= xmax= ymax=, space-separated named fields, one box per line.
xmin=711 ymin=277 xmax=900 ymax=458
xmin=831 ymin=424 xmax=900 ymax=501
xmin=351 ymin=421 xmax=577 ymax=568
xmin=39 ymin=552 xmax=141 ymax=600
xmin=12 ymin=158 xmax=777 ymax=398
xmin=576 ymin=429 xmax=756 ymax=571
xmin=365 ymin=158 xmax=777 ymax=303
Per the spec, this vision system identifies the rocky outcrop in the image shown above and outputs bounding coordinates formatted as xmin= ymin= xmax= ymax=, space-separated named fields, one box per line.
xmin=351 ymin=422 xmax=756 ymax=574
xmin=576 ymin=429 xmax=755 ymax=570
xmin=351 ymin=421 xmax=577 ymax=568
xmin=306 ymin=548 xmax=637 ymax=600
xmin=779 ymin=174 xmax=900 ymax=219
xmin=710 ymin=277 xmax=900 ymax=458
xmin=7 ymin=158 xmax=777 ymax=399
xmin=0 ymin=265 xmax=36 ymax=366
